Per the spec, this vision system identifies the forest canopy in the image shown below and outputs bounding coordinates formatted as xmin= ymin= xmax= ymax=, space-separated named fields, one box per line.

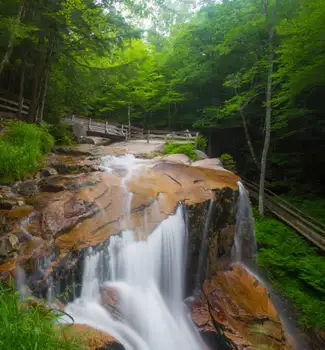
xmin=0 ymin=0 xmax=324 ymax=194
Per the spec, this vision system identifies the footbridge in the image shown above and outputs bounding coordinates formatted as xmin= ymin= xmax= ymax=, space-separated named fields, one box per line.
xmin=63 ymin=115 xmax=200 ymax=144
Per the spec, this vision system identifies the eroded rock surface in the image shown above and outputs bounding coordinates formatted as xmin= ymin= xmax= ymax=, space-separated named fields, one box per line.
xmin=192 ymin=264 xmax=292 ymax=350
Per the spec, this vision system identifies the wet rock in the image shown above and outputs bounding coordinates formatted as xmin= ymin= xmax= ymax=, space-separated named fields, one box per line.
xmin=40 ymin=167 xmax=58 ymax=178
xmin=53 ymin=146 xmax=93 ymax=156
xmin=41 ymin=192 xmax=97 ymax=237
xmin=62 ymin=324 xmax=124 ymax=350
xmin=192 ymin=158 xmax=224 ymax=171
xmin=195 ymin=150 xmax=208 ymax=160
xmin=15 ymin=180 xmax=38 ymax=197
xmin=193 ymin=264 xmax=292 ymax=350
xmin=0 ymin=199 xmax=16 ymax=210
xmin=38 ymin=178 xmax=66 ymax=193
xmin=161 ymin=153 xmax=191 ymax=164
xmin=101 ymin=286 xmax=122 ymax=321
xmin=78 ymin=136 xmax=96 ymax=145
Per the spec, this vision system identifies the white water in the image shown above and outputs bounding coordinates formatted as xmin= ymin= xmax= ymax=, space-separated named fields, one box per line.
xmin=65 ymin=204 xmax=204 ymax=350
xmin=232 ymin=181 xmax=257 ymax=266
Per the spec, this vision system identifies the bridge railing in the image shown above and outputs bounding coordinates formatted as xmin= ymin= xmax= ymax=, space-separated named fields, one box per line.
xmin=242 ymin=177 xmax=325 ymax=252
xmin=64 ymin=115 xmax=200 ymax=145
xmin=0 ymin=96 xmax=30 ymax=116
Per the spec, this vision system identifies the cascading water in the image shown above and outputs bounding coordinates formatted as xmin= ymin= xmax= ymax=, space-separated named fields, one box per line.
xmin=65 ymin=206 xmax=204 ymax=350
xmin=63 ymin=155 xmax=205 ymax=350
xmin=232 ymin=181 xmax=257 ymax=267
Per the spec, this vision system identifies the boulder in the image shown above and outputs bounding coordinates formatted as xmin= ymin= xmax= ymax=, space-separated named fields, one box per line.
xmin=101 ymin=285 xmax=122 ymax=321
xmin=15 ymin=180 xmax=38 ymax=197
xmin=192 ymin=264 xmax=292 ymax=350
xmin=61 ymin=324 xmax=124 ymax=350
xmin=161 ymin=153 xmax=191 ymax=164
xmin=78 ymin=136 xmax=96 ymax=145
xmin=40 ymin=168 xmax=58 ymax=178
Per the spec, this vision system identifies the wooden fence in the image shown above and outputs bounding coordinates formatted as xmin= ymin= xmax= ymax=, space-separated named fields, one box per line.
xmin=242 ymin=177 xmax=325 ymax=252
xmin=0 ymin=96 xmax=30 ymax=116
xmin=63 ymin=115 xmax=199 ymax=145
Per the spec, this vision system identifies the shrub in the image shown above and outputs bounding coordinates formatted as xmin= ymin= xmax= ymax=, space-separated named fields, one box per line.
xmin=163 ymin=143 xmax=199 ymax=160
xmin=0 ymin=285 xmax=83 ymax=350
xmin=196 ymin=135 xmax=207 ymax=152
xmin=219 ymin=153 xmax=236 ymax=172
xmin=0 ymin=121 xmax=54 ymax=183
xmin=49 ymin=123 xmax=76 ymax=146
xmin=254 ymin=211 xmax=325 ymax=329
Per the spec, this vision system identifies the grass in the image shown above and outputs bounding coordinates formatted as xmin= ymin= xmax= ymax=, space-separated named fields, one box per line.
xmin=163 ymin=143 xmax=199 ymax=160
xmin=254 ymin=211 xmax=325 ymax=329
xmin=0 ymin=285 xmax=84 ymax=350
xmin=278 ymin=195 xmax=325 ymax=224
xmin=0 ymin=121 xmax=54 ymax=183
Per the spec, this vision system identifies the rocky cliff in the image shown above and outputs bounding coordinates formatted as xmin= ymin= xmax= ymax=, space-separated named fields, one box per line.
xmin=0 ymin=141 xmax=291 ymax=349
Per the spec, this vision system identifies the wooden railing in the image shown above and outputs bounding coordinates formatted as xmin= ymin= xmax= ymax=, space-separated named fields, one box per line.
xmin=242 ymin=177 xmax=325 ymax=252
xmin=0 ymin=96 xmax=30 ymax=116
xmin=63 ymin=115 xmax=199 ymax=145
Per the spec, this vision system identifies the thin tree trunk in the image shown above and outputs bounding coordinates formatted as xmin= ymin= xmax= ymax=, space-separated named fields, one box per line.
xmin=128 ymin=105 xmax=131 ymax=140
xmin=168 ymin=103 xmax=171 ymax=130
xmin=38 ymin=69 xmax=49 ymax=123
xmin=258 ymin=0 xmax=278 ymax=216
xmin=17 ymin=66 xmax=25 ymax=118
xmin=239 ymin=107 xmax=260 ymax=169
xmin=0 ymin=0 xmax=25 ymax=77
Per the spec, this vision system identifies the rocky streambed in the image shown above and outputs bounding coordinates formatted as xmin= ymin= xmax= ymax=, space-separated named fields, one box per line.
xmin=0 ymin=140 xmax=292 ymax=349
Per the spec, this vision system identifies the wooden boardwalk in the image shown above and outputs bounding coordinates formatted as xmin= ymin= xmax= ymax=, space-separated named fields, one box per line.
xmin=63 ymin=115 xmax=199 ymax=144
xmin=242 ymin=178 xmax=325 ymax=252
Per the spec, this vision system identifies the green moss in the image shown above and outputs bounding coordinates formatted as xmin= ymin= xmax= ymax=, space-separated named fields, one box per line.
xmin=254 ymin=211 xmax=325 ymax=329
xmin=0 ymin=285 xmax=84 ymax=350
xmin=163 ymin=143 xmax=198 ymax=160
xmin=0 ymin=121 xmax=55 ymax=183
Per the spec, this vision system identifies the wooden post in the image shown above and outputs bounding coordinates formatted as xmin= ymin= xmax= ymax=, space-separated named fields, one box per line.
xmin=147 ymin=130 xmax=150 ymax=144
xmin=88 ymin=118 xmax=91 ymax=131
xmin=71 ymin=114 xmax=75 ymax=122
xmin=195 ymin=132 xmax=199 ymax=149
xmin=105 ymin=121 xmax=108 ymax=134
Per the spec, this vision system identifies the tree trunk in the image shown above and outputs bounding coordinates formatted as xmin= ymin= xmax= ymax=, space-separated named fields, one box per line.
xmin=258 ymin=0 xmax=278 ymax=216
xmin=17 ymin=66 xmax=25 ymax=118
xmin=239 ymin=107 xmax=260 ymax=169
xmin=0 ymin=0 xmax=25 ymax=77
xmin=128 ymin=105 xmax=131 ymax=140
xmin=168 ymin=103 xmax=171 ymax=130
xmin=38 ymin=68 xmax=49 ymax=123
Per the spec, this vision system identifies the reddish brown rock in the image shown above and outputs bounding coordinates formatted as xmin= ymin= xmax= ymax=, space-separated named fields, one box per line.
xmin=61 ymin=324 xmax=124 ymax=350
xmin=193 ymin=264 xmax=292 ymax=350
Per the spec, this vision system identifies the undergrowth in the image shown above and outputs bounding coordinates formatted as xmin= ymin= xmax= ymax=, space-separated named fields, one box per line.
xmin=0 ymin=285 xmax=83 ymax=350
xmin=48 ymin=123 xmax=76 ymax=146
xmin=0 ymin=121 xmax=54 ymax=183
xmin=254 ymin=211 xmax=325 ymax=329
xmin=163 ymin=143 xmax=198 ymax=160
xmin=279 ymin=195 xmax=325 ymax=224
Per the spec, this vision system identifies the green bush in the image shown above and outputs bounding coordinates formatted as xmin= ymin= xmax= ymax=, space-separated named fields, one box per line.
xmin=0 ymin=285 xmax=83 ymax=350
xmin=0 ymin=121 xmax=54 ymax=183
xmin=254 ymin=211 xmax=325 ymax=329
xmin=49 ymin=123 xmax=76 ymax=146
xmin=219 ymin=153 xmax=236 ymax=172
xmin=163 ymin=143 xmax=199 ymax=160
xmin=196 ymin=135 xmax=207 ymax=152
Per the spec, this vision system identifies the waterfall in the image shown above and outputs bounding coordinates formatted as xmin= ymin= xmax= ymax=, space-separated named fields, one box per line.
xmin=232 ymin=181 xmax=257 ymax=267
xmin=64 ymin=205 xmax=204 ymax=350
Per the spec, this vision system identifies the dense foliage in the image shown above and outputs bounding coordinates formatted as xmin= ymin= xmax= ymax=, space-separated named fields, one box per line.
xmin=0 ymin=285 xmax=83 ymax=350
xmin=163 ymin=143 xmax=198 ymax=160
xmin=0 ymin=121 xmax=54 ymax=182
xmin=255 ymin=213 xmax=325 ymax=329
